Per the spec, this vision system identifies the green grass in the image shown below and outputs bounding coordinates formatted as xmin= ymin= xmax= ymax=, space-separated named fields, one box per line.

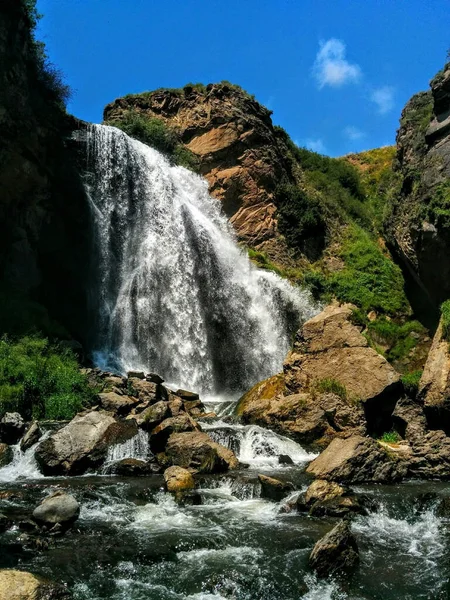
xmin=367 ymin=317 xmax=425 ymax=362
xmin=106 ymin=111 xmax=199 ymax=171
xmin=441 ymin=300 xmax=450 ymax=341
xmin=401 ymin=370 xmax=422 ymax=398
xmin=379 ymin=431 xmax=401 ymax=444
xmin=312 ymin=378 xmax=348 ymax=401
xmin=0 ymin=336 xmax=96 ymax=420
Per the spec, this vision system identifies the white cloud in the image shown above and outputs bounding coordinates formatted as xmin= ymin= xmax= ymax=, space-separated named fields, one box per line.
xmin=304 ymin=138 xmax=327 ymax=154
xmin=370 ymin=86 xmax=395 ymax=114
xmin=344 ymin=126 xmax=365 ymax=140
xmin=313 ymin=39 xmax=362 ymax=89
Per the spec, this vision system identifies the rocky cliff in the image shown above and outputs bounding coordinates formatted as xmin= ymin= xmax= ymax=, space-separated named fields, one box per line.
xmin=0 ymin=0 xmax=90 ymax=338
xmin=387 ymin=62 xmax=450 ymax=308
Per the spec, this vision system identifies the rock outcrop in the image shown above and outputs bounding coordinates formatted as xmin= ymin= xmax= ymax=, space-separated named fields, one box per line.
xmin=35 ymin=410 xmax=137 ymax=475
xmin=387 ymin=62 xmax=450 ymax=309
xmin=103 ymin=83 xmax=295 ymax=253
xmin=309 ymin=520 xmax=359 ymax=578
xmin=0 ymin=569 xmax=70 ymax=600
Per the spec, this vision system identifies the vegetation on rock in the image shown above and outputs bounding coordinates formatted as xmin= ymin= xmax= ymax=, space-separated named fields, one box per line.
xmin=441 ymin=299 xmax=450 ymax=340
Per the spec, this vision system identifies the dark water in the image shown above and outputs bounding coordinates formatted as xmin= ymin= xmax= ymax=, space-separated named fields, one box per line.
xmin=1 ymin=468 xmax=450 ymax=600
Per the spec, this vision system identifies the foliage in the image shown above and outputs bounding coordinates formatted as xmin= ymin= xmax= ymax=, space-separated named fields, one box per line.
xmin=0 ymin=336 xmax=95 ymax=420
xmin=183 ymin=82 xmax=208 ymax=94
xmin=401 ymin=370 xmax=422 ymax=398
xmin=425 ymin=181 xmax=450 ymax=230
xmin=379 ymin=430 xmax=401 ymax=444
xmin=247 ymin=249 xmax=285 ymax=277
xmin=367 ymin=317 xmax=425 ymax=362
xmin=22 ymin=0 xmax=71 ymax=107
xmin=312 ymin=378 xmax=348 ymax=401
xmin=107 ymin=111 xmax=199 ymax=171
xmin=441 ymin=300 xmax=450 ymax=341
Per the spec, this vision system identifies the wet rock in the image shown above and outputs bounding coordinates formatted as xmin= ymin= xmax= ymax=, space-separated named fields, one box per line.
xmin=392 ymin=397 xmax=427 ymax=442
xmin=97 ymin=391 xmax=139 ymax=415
xmin=175 ymin=389 xmax=200 ymax=401
xmin=103 ymin=375 xmax=127 ymax=391
xmin=305 ymin=479 xmax=346 ymax=504
xmin=418 ymin=319 xmax=450 ymax=434
xmin=35 ymin=410 xmax=138 ymax=475
xmin=106 ymin=458 xmax=159 ymax=476
xmin=436 ymin=496 xmax=450 ymax=518
xmin=0 ymin=443 xmax=12 ymax=467
xmin=306 ymin=435 xmax=407 ymax=483
xmin=309 ymin=520 xmax=359 ymax=578
xmin=408 ymin=429 xmax=450 ymax=478
xmin=128 ymin=378 xmax=160 ymax=403
xmin=0 ymin=513 xmax=12 ymax=533
xmin=284 ymin=303 xmax=401 ymax=434
xmin=137 ymin=401 xmax=170 ymax=429
xmin=128 ymin=371 xmax=145 ymax=379
xmin=146 ymin=373 xmax=164 ymax=384
xmin=278 ymin=454 xmax=293 ymax=465
xmin=0 ymin=412 xmax=25 ymax=445
xmin=165 ymin=431 xmax=239 ymax=473
xmin=0 ymin=569 xmax=70 ymax=600
xmin=167 ymin=397 xmax=184 ymax=417
xmin=258 ymin=474 xmax=294 ymax=501
xmin=150 ymin=414 xmax=199 ymax=454
xmin=164 ymin=465 xmax=195 ymax=492
xmin=182 ymin=399 xmax=206 ymax=417
xmin=20 ymin=422 xmax=42 ymax=452
xmin=298 ymin=480 xmax=365 ymax=517
xmin=174 ymin=490 xmax=202 ymax=506
xmin=32 ymin=491 xmax=80 ymax=529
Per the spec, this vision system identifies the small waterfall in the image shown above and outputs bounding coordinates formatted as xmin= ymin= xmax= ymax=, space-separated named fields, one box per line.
xmin=105 ymin=429 xmax=150 ymax=464
xmin=85 ymin=124 xmax=316 ymax=396
xmin=202 ymin=421 xmax=317 ymax=469
xmin=0 ymin=432 xmax=50 ymax=482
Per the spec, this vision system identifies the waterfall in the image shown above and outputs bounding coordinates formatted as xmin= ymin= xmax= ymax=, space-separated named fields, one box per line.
xmin=85 ymin=124 xmax=316 ymax=396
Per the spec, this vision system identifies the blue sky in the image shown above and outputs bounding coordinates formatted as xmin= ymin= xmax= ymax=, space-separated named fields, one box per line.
xmin=36 ymin=0 xmax=449 ymax=157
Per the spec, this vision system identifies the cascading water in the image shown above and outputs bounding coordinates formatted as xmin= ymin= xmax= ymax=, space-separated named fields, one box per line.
xmin=85 ymin=124 xmax=316 ymax=395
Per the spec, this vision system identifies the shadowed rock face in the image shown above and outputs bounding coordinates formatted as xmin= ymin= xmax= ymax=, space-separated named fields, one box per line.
xmin=387 ymin=62 xmax=450 ymax=310
xmin=309 ymin=520 xmax=359 ymax=578
xmin=103 ymin=84 xmax=295 ymax=255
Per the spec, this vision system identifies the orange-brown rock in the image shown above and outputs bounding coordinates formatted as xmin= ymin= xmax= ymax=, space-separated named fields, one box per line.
xmin=103 ymin=84 xmax=295 ymax=251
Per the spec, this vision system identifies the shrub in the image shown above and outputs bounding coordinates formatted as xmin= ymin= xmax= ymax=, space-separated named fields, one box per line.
xmin=380 ymin=431 xmax=401 ymax=444
xmin=312 ymin=378 xmax=348 ymax=401
xmin=0 ymin=336 xmax=95 ymax=420
xmin=441 ymin=300 xmax=450 ymax=340
xmin=401 ymin=370 xmax=422 ymax=398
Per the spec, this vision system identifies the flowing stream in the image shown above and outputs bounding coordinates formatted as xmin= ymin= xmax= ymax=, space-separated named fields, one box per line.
xmin=1 ymin=126 xmax=449 ymax=598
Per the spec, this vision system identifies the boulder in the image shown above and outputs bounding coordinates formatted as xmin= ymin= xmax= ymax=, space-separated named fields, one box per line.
xmin=164 ymin=466 xmax=195 ymax=492
xmin=35 ymin=410 xmax=138 ymax=476
xmin=183 ymin=399 xmax=206 ymax=417
xmin=304 ymin=479 xmax=346 ymax=505
xmin=20 ymin=422 xmax=42 ymax=452
xmin=258 ymin=474 xmax=294 ymax=501
xmin=309 ymin=520 xmax=359 ymax=578
xmin=284 ymin=303 xmax=401 ymax=433
xmin=175 ymin=389 xmax=200 ymax=401
xmin=0 ymin=443 xmax=12 ymax=467
xmin=32 ymin=491 xmax=80 ymax=528
xmin=165 ymin=431 xmax=239 ymax=473
xmin=300 ymin=480 xmax=367 ymax=517
xmin=150 ymin=414 xmax=199 ymax=454
xmin=97 ymin=392 xmax=139 ymax=415
xmin=278 ymin=454 xmax=293 ymax=465
xmin=128 ymin=378 xmax=162 ymax=402
xmin=391 ymin=397 xmax=427 ymax=442
xmin=306 ymin=435 xmax=407 ymax=483
xmin=418 ymin=319 xmax=450 ymax=433
xmin=236 ymin=373 xmax=285 ymax=419
xmin=146 ymin=373 xmax=164 ymax=384
xmin=105 ymin=458 xmax=159 ymax=476
xmin=0 ymin=412 xmax=25 ymax=445
xmin=128 ymin=371 xmax=145 ymax=379
xmin=0 ymin=569 xmax=70 ymax=600
xmin=137 ymin=401 xmax=170 ymax=429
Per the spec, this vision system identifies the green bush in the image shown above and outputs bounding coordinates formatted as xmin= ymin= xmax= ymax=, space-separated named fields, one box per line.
xmin=401 ymin=370 xmax=422 ymax=398
xmin=380 ymin=430 xmax=401 ymax=444
xmin=0 ymin=336 xmax=95 ymax=420
xmin=313 ymin=378 xmax=348 ymax=401
xmin=425 ymin=181 xmax=450 ymax=230
xmin=441 ymin=300 xmax=450 ymax=340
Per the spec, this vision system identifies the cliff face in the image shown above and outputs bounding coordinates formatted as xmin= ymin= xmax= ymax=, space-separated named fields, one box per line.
xmin=387 ymin=63 xmax=450 ymax=308
xmin=0 ymin=0 xmax=90 ymax=338
xmin=104 ymin=84 xmax=296 ymax=257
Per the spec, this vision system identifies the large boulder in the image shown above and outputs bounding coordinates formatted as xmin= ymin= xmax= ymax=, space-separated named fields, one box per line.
xmin=35 ymin=410 xmax=138 ymax=475
xmin=0 ymin=570 xmax=70 ymax=600
xmin=299 ymin=479 xmax=367 ymax=517
xmin=32 ymin=491 xmax=79 ymax=528
xmin=418 ymin=319 xmax=450 ymax=433
xmin=135 ymin=401 xmax=170 ymax=429
xmin=164 ymin=466 xmax=195 ymax=493
xmin=97 ymin=392 xmax=139 ymax=415
xmin=284 ymin=303 xmax=401 ymax=433
xmin=165 ymin=431 xmax=239 ymax=473
xmin=309 ymin=520 xmax=359 ymax=578
xmin=258 ymin=474 xmax=294 ymax=501
xmin=306 ymin=435 xmax=408 ymax=483
xmin=0 ymin=412 xmax=25 ymax=445
xmin=20 ymin=422 xmax=42 ymax=452
xmin=149 ymin=414 xmax=199 ymax=454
